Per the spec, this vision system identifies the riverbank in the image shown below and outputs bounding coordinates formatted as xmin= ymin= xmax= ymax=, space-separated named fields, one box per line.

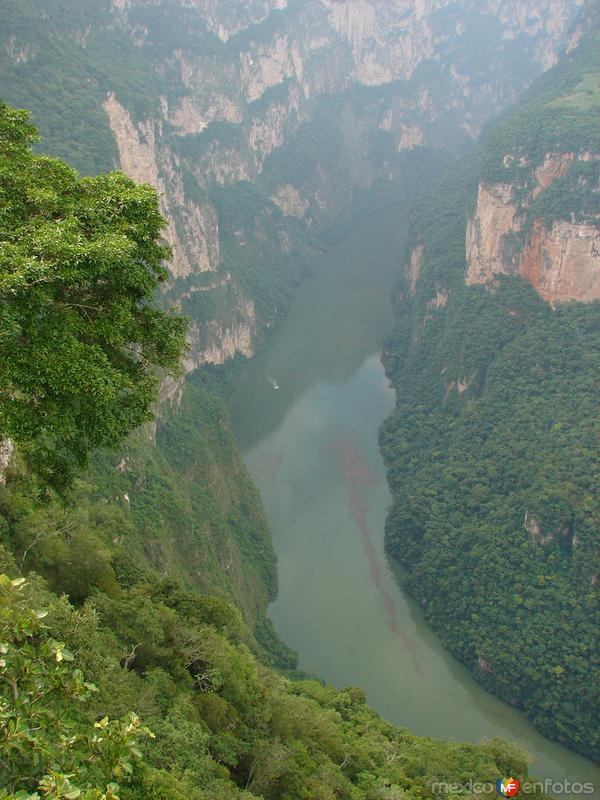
xmin=229 ymin=202 xmax=600 ymax=789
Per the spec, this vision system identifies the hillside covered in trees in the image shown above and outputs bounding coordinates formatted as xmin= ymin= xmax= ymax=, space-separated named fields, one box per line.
xmin=380 ymin=1 xmax=600 ymax=761
xmin=0 ymin=104 xmax=546 ymax=800
xmin=1 ymin=0 xmax=597 ymax=795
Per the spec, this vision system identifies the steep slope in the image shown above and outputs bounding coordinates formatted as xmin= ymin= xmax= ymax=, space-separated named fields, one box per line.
xmin=1 ymin=0 xmax=593 ymax=774
xmin=0 ymin=103 xmax=545 ymax=800
xmin=1 ymin=0 xmax=584 ymax=367
xmin=0 ymin=0 xmax=583 ymax=656
xmin=381 ymin=3 xmax=600 ymax=760
xmin=0 ymin=362 xmax=291 ymax=663
xmin=2 ymin=565 xmax=541 ymax=800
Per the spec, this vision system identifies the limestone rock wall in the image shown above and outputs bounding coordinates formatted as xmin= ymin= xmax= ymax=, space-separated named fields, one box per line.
xmin=466 ymin=152 xmax=600 ymax=303
xmin=98 ymin=0 xmax=584 ymax=367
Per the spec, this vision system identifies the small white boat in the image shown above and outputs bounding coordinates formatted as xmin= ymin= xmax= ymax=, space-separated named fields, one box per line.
xmin=268 ymin=377 xmax=280 ymax=391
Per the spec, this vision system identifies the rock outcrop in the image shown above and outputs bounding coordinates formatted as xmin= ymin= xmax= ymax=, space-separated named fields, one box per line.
xmin=466 ymin=183 xmax=520 ymax=284
xmin=104 ymin=93 xmax=220 ymax=280
xmin=0 ymin=439 xmax=14 ymax=485
xmin=466 ymin=152 xmax=600 ymax=303
xmin=8 ymin=0 xmax=581 ymax=371
xmin=520 ymin=219 xmax=600 ymax=303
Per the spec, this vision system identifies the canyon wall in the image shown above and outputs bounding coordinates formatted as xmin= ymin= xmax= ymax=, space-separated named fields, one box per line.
xmin=466 ymin=152 xmax=600 ymax=303
xmin=463 ymin=0 xmax=599 ymax=305
xmin=381 ymin=8 xmax=600 ymax=758
xmin=2 ymin=0 xmax=584 ymax=371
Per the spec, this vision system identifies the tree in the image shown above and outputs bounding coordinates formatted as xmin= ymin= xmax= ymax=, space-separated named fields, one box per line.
xmin=0 ymin=574 xmax=154 ymax=799
xmin=0 ymin=103 xmax=187 ymax=491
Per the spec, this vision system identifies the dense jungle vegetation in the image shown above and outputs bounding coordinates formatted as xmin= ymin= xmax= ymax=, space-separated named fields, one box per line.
xmin=380 ymin=6 xmax=600 ymax=761
xmin=0 ymin=103 xmax=543 ymax=800
xmin=1 ymin=0 xmax=597 ymax=793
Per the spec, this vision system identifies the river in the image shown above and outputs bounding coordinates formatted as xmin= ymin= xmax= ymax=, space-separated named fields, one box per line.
xmin=228 ymin=203 xmax=600 ymax=791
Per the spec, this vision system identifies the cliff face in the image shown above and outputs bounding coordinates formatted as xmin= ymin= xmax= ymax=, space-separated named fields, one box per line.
xmin=381 ymin=7 xmax=600 ymax=759
xmin=466 ymin=182 xmax=520 ymax=283
xmin=104 ymin=93 xmax=221 ymax=279
xmin=119 ymin=0 xmax=583 ymax=365
xmin=1 ymin=0 xmax=584 ymax=371
xmin=466 ymin=152 xmax=600 ymax=303
xmin=463 ymin=4 xmax=600 ymax=304
xmin=519 ymin=218 xmax=600 ymax=302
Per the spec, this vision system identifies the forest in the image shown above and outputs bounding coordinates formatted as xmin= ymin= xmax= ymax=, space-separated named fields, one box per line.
xmin=1 ymin=0 xmax=598 ymax=794
xmin=380 ymin=3 xmax=600 ymax=761
xmin=0 ymin=103 xmax=545 ymax=800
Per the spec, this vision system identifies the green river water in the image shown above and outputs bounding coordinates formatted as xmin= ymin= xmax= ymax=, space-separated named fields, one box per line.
xmin=229 ymin=203 xmax=600 ymax=791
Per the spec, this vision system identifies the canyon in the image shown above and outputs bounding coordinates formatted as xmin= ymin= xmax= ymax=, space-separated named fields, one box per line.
xmin=1 ymin=0 xmax=599 ymax=791
xmin=2 ymin=0 xmax=586 ymax=370
xmin=466 ymin=151 xmax=600 ymax=303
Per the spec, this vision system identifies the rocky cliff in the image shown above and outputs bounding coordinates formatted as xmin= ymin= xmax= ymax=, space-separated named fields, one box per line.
xmin=1 ymin=0 xmax=585 ymax=371
xmin=466 ymin=149 xmax=600 ymax=303
xmin=2 ymin=0 xmax=598 ymax=764
xmin=464 ymin=4 xmax=599 ymax=303
xmin=381 ymin=5 xmax=600 ymax=759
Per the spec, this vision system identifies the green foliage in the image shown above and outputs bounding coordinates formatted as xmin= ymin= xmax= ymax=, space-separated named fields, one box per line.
xmin=0 ymin=104 xmax=187 ymax=491
xmin=0 ymin=574 xmax=153 ymax=799
xmin=382 ymin=276 xmax=600 ymax=758
xmin=480 ymin=6 xmax=600 ymax=184
xmin=0 ymin=574 xmax=535 ymax=800
xmin=0 ymin=102 xmax=543 ymax=800
xmin=226 ymin=7 xmax=291 ymax=50
xmin=262 ymin=113 xmax=344 ymax=190
xmin=174 ymin=124 xmax=245 ymax=161
xmin=209 ymin=182 xmax=312 ymax=328
xmin=0 ymin=3 xmax=581 ymax=791
xmin=381 ymin=15 xmax=600 ymax=759
xmin=0 ymin=0 xmax=160 ymax=174
xmin=528 ymin=160 xmax=600 ymax=230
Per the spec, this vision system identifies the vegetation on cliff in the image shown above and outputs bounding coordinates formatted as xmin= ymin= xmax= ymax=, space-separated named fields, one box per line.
xmin=1 ymin=564 xmax=538 ymax=800
xmin=381 ymin=11 xmax=600 ymax=760
xmin=0 ymin=104 xmax=537 ymax=800
xmin=0 ymin=103 xmax=186 ymax=492
xmin=0 ymin=102 xmax=286 ymax=649
xmin=481 ymin=3 xmax=600 ymax=185
xmin=0 ymin=0 xmax=159 ymax=174
xmin=1 ymin=0 xmax=595 ymax=792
